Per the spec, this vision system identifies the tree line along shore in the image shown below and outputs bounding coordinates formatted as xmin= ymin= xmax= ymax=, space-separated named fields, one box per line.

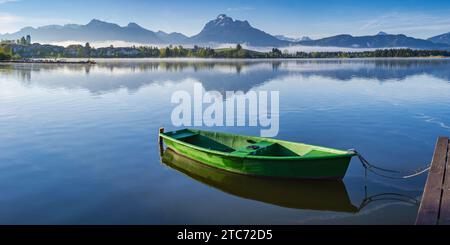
xmin=1 ymin=42 xmax=450 ymax=61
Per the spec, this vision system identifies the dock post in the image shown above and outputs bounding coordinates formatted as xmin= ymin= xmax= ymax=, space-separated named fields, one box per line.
xmin=159 ymin=128 xmax=165 ymax=156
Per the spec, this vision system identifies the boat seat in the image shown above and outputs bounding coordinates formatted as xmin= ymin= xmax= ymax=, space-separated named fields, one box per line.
xmin=230 ymin=141 xmax=276 ymax=157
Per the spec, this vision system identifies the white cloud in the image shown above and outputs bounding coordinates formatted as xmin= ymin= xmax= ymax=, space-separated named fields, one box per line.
xmin=0 ymin=0 xmax=20 ymax=4
xmin=0 ymin=13 xmax=24 ymax=33
xmin=0 ymin=12 xmax=73 ymax=34
xmin=358 ymin=11 xmax=450 ymax=38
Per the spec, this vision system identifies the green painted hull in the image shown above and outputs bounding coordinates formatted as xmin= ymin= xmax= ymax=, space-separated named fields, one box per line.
xmin=160 ymin=129 xmax=355 ymax=180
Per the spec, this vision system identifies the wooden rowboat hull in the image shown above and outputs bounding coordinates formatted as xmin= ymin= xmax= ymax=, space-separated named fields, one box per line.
xmin=160 ymin=129 xmax=355 ymax=180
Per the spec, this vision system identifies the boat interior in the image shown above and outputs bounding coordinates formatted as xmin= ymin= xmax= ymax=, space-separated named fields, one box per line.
xmin=163 ymin=129 xmax=343 ymax=158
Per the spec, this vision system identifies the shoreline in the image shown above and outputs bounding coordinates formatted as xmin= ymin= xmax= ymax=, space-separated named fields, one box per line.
xmin=0 ymin=59 xmax=96 ymax=64
xmin=1 ymin=56 xmax=449 ymax=64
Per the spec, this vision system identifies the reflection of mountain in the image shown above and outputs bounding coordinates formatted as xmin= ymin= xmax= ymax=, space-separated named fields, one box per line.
xmin=1 ymin=59 xmax=450 ymax=94
xmin=162 ymin=148 xmax=358 ymax=212
xmin=0 ymin=61 xmax=286 ymax=94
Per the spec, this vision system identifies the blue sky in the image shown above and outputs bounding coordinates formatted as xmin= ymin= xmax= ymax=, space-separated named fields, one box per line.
xmin=1 ymin=0 xmax=450 ymax=38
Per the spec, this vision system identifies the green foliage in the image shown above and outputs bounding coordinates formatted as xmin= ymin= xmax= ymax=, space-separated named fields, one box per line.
xmin=0 ymin=45 xmax=13 ymax=60
xmin=20 ymin=37 xmax=27 ymax=45
xmin=292 ymin=49 xmax=450 ymax=58
xmin=214 ymin=47 xmax=264 ymax=58
xmin=138 ymin=46 xmax=160 ymax=57
xmin=264 ymin=48 xmax=282 ymax=58
xmin=85 ymin=42 xmax=92 ymax=57
xmin=4 ymin=42 xmax=450 ymax=60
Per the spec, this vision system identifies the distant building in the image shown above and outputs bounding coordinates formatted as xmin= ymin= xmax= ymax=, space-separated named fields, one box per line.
xmin=26 ymin=35 xmax=31 ymax=45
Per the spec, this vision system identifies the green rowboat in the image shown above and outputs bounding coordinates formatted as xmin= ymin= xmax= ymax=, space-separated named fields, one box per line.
xmin=159 ymin=128 xmax=356 ymax=180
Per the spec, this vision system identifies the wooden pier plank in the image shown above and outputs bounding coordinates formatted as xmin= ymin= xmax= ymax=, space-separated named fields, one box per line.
xmin=416 ymin=137 xmax=448 ymax=225
xmin=438 ymin=139 xmax=450 ymax=225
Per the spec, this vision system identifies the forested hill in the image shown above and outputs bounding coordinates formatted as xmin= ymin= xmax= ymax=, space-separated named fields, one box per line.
xmin=2 ymin=43 xmax=450 ymax=60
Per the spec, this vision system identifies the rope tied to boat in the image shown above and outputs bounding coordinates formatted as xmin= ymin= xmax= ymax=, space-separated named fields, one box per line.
xmin=347 ymin=149 xmax=431 ymax=179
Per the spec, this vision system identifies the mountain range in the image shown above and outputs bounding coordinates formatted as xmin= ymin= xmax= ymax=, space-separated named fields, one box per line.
xmin=428 ymin=32 xmax=450 ymax=46
xmin=1 ymin=14 xmax=450 ymax=49
xmin=298 ymin=34 xmax=449 ymax=49
xmin=188 ymin=14 xmax=288 ymax=46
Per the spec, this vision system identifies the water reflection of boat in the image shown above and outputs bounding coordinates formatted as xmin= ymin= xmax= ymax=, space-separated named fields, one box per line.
xmin=161 ymin=148 xmax=358 ymax=213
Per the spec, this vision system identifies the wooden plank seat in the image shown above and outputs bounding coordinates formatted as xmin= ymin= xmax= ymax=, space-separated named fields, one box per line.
xmin=230 ymin=141 xmax=276 ymax=157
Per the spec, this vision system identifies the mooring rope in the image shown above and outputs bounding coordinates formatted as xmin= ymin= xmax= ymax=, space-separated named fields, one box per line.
xmin=348 ymin=149 xmax=431 ymax=179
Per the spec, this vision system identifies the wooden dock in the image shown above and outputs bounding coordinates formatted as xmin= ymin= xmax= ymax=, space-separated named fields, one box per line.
xmin=416 ymin=136 xmax=450 ymax=225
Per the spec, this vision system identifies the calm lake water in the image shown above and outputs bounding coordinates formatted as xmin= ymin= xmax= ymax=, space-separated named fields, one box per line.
xmin=1 ymin=58 xmax=450 ymax=225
